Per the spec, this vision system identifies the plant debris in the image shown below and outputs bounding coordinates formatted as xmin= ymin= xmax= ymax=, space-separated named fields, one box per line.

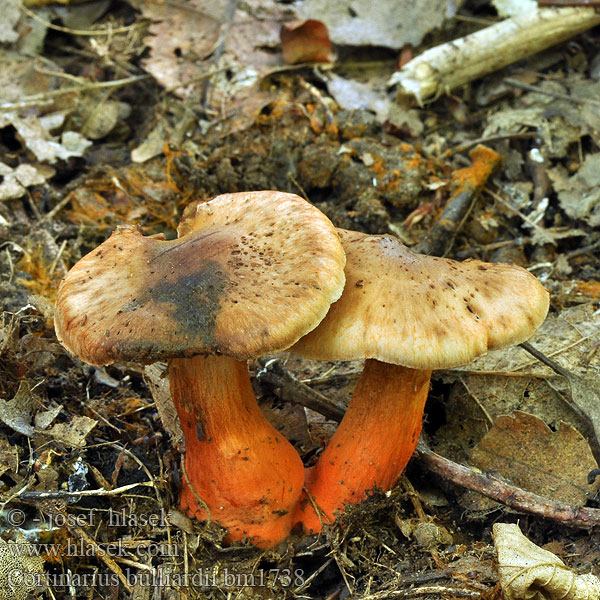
xmin=1 ymin=0 xmax=600 ymax=597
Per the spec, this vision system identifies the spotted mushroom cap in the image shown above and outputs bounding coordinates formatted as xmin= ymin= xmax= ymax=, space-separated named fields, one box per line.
xmin=291 ymin=229 xmax=549 ymax=369
xmin=55 ymin=191 xmax=346 ymax=366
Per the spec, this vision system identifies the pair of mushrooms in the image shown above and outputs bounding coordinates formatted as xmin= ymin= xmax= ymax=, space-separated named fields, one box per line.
xmin=55 ymin=191 xmax=549 ymax=547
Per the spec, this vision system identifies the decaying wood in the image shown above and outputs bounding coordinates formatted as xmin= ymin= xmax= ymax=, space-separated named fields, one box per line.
xmin=389 ymin=7 xmax=600 ymax=104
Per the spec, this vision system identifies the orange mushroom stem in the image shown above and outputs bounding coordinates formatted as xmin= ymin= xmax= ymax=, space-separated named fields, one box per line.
xmin=295 ymin=360 xmax=431 ymax=532
xmin=291 ymin=228 xmax=549 ymax=534
xmin=170 ymin=355 xmax=304 ymax=547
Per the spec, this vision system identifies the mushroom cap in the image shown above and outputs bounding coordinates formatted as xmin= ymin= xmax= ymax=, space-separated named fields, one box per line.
xmin=291 ymin=229 xmax=549 ymax=369
xmin=55 ymin=191 xmax=346 ymax=366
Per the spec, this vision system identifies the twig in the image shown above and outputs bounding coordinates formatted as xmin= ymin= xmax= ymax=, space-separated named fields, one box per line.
xmin=520 ymin=342 xmax=600 ymax=467
xmin=293 ymin=557 xmax=334 ymax=594
xmin=413 ymin=146 xmax=502 ymax=256
xmin=0 ymin=74 xmax=150 ymax=110
xmin=69 ymin=526 xmax=133 ymax=593
xmin=505 ymin=77 xmax=600 ymax=107
xmin=359 ymin=586 xmax=482 ymax=599
xmin=37 ymin=193 xmax=75 ymax=224
xmin=302 ymin=371 xmax=361 ymax=386
xmin=18 ymin=481 xmax=154 ymax=500
xmin=565 ymin=238 xmax=600 ymax=260
xmin=180 ymin=454 xmax=211 ymax=526
xmin=448 ymin=132 xmax=538 ymax=155
xmin=20 ymin=4 xmax=141 ymax=37
xmin=256 ymin=357 xmax=346 ymax=422
xmin=415 ymin=439 xmax=600 ymax=529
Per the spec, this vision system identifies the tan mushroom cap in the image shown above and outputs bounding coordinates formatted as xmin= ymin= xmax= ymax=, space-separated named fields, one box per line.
xmin=55 ymin=191 xmax=346 ymax=366
xmin=292 ymin=229 xmax=549 ymax=369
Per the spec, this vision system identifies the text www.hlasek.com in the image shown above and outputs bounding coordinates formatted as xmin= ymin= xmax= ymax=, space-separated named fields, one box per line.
xmin=10 ymin=568 xmax=307 ymax=589
xmin=4 ymin=538 xmax=178 ymax=560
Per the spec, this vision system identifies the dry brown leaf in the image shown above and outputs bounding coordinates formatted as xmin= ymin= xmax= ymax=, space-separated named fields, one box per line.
xmin=0 ymin=437 xmax=19 ymax=477
xmin=470 ymin=411 xmax=598 ymax=506
xmin=143 ymin=364 xmax=184 ymax=452
xmin=44 ymin=415 xmax=97 ymax=447
xmin=549 ymin=153 xmax=600 ymax=227
xmin=0 ymin=535 xmax=45 ymax=600
xmin=138 ymin=0 xmax=285 ymax=131
xmin=294 ymin=0 xmax=462 ymax=48
xmin=0 ymin=381 xmax=35 ymax=436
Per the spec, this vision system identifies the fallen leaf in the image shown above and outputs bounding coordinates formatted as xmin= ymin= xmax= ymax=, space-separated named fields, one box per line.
xmin=79 ymin=98 xmax=131 ymax=140
xmin=0 ymin=162 xmax=54 ymax=201
xmin=470 ymin=411 xmax=598 ymax=506
xmin=131 ymin=124 xmax=167 ymax=164
xmin=326 ymin=74 xmax=391 ymax=123
xmin=136 ymin=0 xmax=285 ymax=132
xmin=493 ymin=523 xmax=600 ymax=600
xmin=0 ymin=535 xmax=45 ymax=600
xmin=549 ymin=153 xmax=600 ymax=227
xmin=0 ymin=112 xmax=92 ymax=164
xmin=144 ymin=364 xmax=184 ymax=452
xmin=44 ymin=415 xmax=97 ymax=447
xmin=34 ymin=404 xmax=63 ymax=430
xmin=0 ymin=0 xmax=21 ymax=43
xmin=280 ymin=20 xmax=334 ymax=64
xmin=0 ymin=381 xmax=35 ymax=436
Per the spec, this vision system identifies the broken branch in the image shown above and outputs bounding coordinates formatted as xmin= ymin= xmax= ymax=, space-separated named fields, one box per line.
xmin=389 ymin=8 xmax=600 ymax=104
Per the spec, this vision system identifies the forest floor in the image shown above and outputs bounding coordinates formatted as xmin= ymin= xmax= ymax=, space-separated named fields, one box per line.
xmin=1 ymin=1 xmax=600 ymax=599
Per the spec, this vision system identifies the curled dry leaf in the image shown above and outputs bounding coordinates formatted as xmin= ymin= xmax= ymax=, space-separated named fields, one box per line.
xmin=280 ymin=20 xmax=334 ymax=65
xmin=493 ymin=523 xmax=600 ymax=600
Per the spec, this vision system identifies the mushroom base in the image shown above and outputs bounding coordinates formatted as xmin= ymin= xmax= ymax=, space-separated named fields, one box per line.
xmin=169 ymin=355 xmax=304 ymax=548
xmin=294 ymin=360 xmax=431 ymax=533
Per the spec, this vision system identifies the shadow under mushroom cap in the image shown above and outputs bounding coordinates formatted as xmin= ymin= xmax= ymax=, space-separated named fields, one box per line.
xmin=55 ymin=191 xmax=346 ymax=366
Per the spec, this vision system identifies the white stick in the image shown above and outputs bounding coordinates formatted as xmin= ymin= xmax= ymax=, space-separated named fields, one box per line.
xmin=389 ymin=8 xmax=600 ymax=104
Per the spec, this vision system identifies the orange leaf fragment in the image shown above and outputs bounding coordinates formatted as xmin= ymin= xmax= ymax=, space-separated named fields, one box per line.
xmin=280 ymin=19 xmax=334 ymax=65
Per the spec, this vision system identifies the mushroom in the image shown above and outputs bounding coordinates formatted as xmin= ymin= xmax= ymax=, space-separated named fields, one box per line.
xmin=54 ymin=191 xmax=346 ymax=547
xmin=291 ymin=229 xmax=549 ymax=533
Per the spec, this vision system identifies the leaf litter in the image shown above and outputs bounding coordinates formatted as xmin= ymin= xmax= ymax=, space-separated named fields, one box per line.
xmin=1 ymin=0 xmax=600 ymax=598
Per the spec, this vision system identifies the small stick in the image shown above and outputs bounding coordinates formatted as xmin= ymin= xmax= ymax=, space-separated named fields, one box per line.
xmin=0 ymin=75 xmax=150 ymax=110
xmin=520 ymin=341 xmax=600 ymax=467
xmin=69 ymin=526 xmax=133 ymax=593
xmin=415 ymin=439 xmax=600 ymax=529
xmin=18 ymin=481 xmax=153 ymax=500
xmin=505 ymin=77 xmax=600 ymax=107
xmin=20 ymin=4 xmax=140 ymax=37
xmin=256 ymin=357 xmax=346 ymax=422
